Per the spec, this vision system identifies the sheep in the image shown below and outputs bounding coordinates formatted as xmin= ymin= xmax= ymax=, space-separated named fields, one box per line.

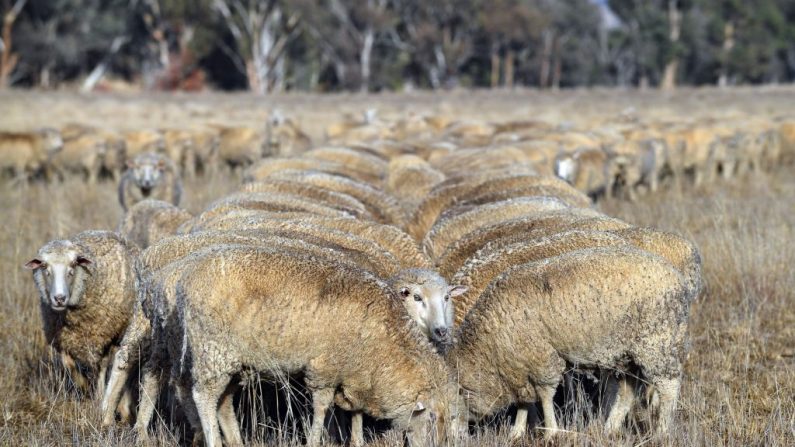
xmin=190 ymin=191 xmax=359 ymax=224
xmin=458 ymin=183 xmax=591 ymax=208
xmin=117 ymin=199 xmax=193 ymax=249
xmin=263 ymin=112 xmax=312 ymax=157
xmin=181 ymin=209 xmax=324 ymax=234
xmin=428 ymin=147 xmax=531 ymax=174
xmin=0 ymin=128 xmax=63 ymax=182
xmin=422 ymin=197 xmax=571 ymax=260
xmin=122 ymin=129 xmax=165 ymax=159
xmin=610 ymin=227 xmax=703 ymax=301
xmin=435 ymin=209 xmax=631 ymax=279
xmin=105 ymin=234 xmax=457 ymax=442
xmin=188 ymin=128 xmax=221 ymax=177
xmin=304 ymin=146 xmax=388 ymax=178
xmin=24 ymin=230 xmax=139 ymax=398
xmin=241 ymin=179 xmax=373 ymax=220
xmin=162 ymin=128 xmax=196 ymax=176
xmin=117 ymin=152 xmax=183 ymax=212
xmin=244 ymin=157 xmax=383 ymax=187
xmin=386 ymin=155 xmax=446 ymax=210
xmin=215 ymin=125 xmax=265 ymax=171
xmin=448 ymin=246 xmax=691 ymax=439
xmin=450 ymin=230 xmax=631 ymax=326
xmin=51 ymin=132 xmax=105 ymax=183
xmin=102 ymin=230 xmax=403 ymax=434
xmin=267 ymin=170 xmax=406 ymax=225
xmin=407 ymin=173 xmax=572 ymax=241
xmin=174 ymin=245 xmax=455 ymax=447
xmin=554 ymin=147 xmax=610 ymax=199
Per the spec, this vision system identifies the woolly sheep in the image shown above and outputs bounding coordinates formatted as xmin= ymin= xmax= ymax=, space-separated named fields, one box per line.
xmin=450 ymin=230 xmax=631 ymax=326
xmin=436 ymin=209 xmax=631 ymax=279
xmin=175 ymin=245 xmax=455 ymax=447
xmin=190 ymin=191 xmax=358 ymax=224
xmin=0 ymin=128 xmax=63 ymax=181
xmin=422 ymin=197 xmax=570 ymax=260
xmin=268 ymin=170 xmax=406 ymax=225
xmin=448 ymin=247 xmax=690 ymax=439
xmin=51 ymin=132 xmax=105 ymax=183
xmin=459 ymin=183 xmax=591 ymax=208
xmin=25 ymin=230 xmax=138 ymax=397
xmin=244 ymin=157 xmax=383 ymax=186
xmin=407 ymin=173 xmax=572 ymax=241
xmin=386 ymin=155 xmax=446 ymax=208
xmin=304 ymin=146 xmax=388 ymax=178
xmin=117 ymin=199 xmax=193 ymax=249
xmin=118 ymin=152 xmax=182 ymax=212
xmin=241 ymin=179 xmax=372 ymax=220
xmin=103 ymin=231 xmax=399 ymax=434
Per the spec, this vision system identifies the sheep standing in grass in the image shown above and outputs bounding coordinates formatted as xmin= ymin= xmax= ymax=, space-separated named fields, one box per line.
xmin=0 ymin=128 xmax=63 ymax=181
xmin=175 ymin=245 xmax=455 ymax=447
xmin=25 ymin=230 xmax=139 ymax=398
xmin=117 ymin=199 xmax=193 ymax=249
xmin=448 ymin=247 xmax=691 ymax=439
xmin=118 ymin=152 xmax=182 ymax=211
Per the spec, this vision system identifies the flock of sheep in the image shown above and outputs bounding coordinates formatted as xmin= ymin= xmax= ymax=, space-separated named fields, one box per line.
xmin=20 ymin=109 xmax=795 ymax=446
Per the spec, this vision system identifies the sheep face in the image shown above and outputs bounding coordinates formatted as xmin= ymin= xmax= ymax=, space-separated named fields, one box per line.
xmin=391 ymin=269 xmax=467 ymax=349
xmin=554 ymin=155 xmax=576 ymax=183
xmin=25 ymin=240 xmax=91 ymax=312
xmin=40 ymin=128 xmax=64 ymax=154
xmin=128 ymin=156 xmax=166 ymax=194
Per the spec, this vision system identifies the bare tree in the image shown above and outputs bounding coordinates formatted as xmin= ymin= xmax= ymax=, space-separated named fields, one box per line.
xmin=0 ymin=0 xmax=27 ymax=88
xmin=213 ymin=0 xmax=300 ymax=94
xmin=660 ymin=0 xmax=681 ymax=89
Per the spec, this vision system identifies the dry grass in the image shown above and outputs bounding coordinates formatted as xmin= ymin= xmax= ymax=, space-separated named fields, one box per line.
xmin=1 ymin=92 xmax=793 ymax=445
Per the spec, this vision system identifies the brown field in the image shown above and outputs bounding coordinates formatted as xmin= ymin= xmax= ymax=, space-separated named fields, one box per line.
xmin=0 ymin=89 xmax=793 ymax=446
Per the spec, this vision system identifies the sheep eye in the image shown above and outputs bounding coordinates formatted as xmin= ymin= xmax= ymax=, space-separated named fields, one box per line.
xmin=444 ymin=295 xmax=450 ymax=301
xmin=413 ymin=294 xmax=422 ymax=302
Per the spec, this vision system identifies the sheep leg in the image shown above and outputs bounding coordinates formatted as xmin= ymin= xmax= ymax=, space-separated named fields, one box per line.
xmin=60 ymin=352 xmax=90 ymax=394
xmin=351 ymin=411 xmax=365 ymax=447
xmin=217 ymin=385 xmax=242 ymax=446
xmin=651 ymin=376 xmax=680 ymax=435
xmin=134 ymin=368 xmax=165 ymax=437
xmin=175 ymin=382 xmax=204 ymax=445
xmin=604 ymin=377 xmax=635 ymax=434
xmin=308 ymin=387 xmax=335 ymax=446
xmin=96 ymin=355 xmax=109 ymax=400
xmin=117 ymin=386 xmax=133 ymax=424
xmin=536 ymin=384 xmax=559 ymax=438
xmin=101 ymin=357 xmax=130 ymax=426
xmin=508 ymin=405 xmax=530 ymax=441
xmin=192 ymin=376 xmax=230 ymax=447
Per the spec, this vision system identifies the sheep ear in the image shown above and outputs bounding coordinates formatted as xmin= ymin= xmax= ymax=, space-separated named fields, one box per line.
xmin=448 ymin=285 xmax=468 ymax=297
xmin=400 ymin=287 xmax=410 ymax=298
xmin=76 ymin=256 xmax=92 ymax=267
xmin=25 ymin=259 xmax=43 ymax=269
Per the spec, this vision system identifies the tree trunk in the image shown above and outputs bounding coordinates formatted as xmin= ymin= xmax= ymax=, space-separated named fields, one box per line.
xmin=504 ymin=49 xmax=514 ymax=88
xmin=551 ymin=37 xmax=561 ymax=90
xmin=0 ymin=0 xmax=27 ymax=88
xmin=718 ymin=21 xmax=734 ymax=88
xmin=539 ymin=30 xmax=553 ymax=88
xmin=490 ymin=49 xmax=500 ymax=88
xmin=359 ymin=27 xmax=374 ymax=93
xmin=661 ymin=0 xmax=681 ymax=90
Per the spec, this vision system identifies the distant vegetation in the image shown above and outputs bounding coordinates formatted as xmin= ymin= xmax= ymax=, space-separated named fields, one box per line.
xmin=0 ymin=0 xmax=793 ymax=92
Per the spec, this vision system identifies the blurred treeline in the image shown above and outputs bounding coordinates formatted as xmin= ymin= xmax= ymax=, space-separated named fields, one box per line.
xmin=0 ymin=0 xmax=793 ymax=92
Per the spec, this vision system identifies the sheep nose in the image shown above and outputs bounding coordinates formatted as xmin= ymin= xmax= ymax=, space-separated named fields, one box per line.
xmin=433 ymin=327 xmax=449 ymax=340
xmin=53 ymin=294 xmax=66 ymax=304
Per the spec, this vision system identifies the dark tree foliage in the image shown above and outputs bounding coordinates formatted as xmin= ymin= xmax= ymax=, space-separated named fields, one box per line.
xmin=1 ymin=0 xmax=793 ymax=91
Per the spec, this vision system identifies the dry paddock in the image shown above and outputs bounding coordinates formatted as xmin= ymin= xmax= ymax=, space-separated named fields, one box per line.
xmin=0 ymin=89 xmax=793 ymax=446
